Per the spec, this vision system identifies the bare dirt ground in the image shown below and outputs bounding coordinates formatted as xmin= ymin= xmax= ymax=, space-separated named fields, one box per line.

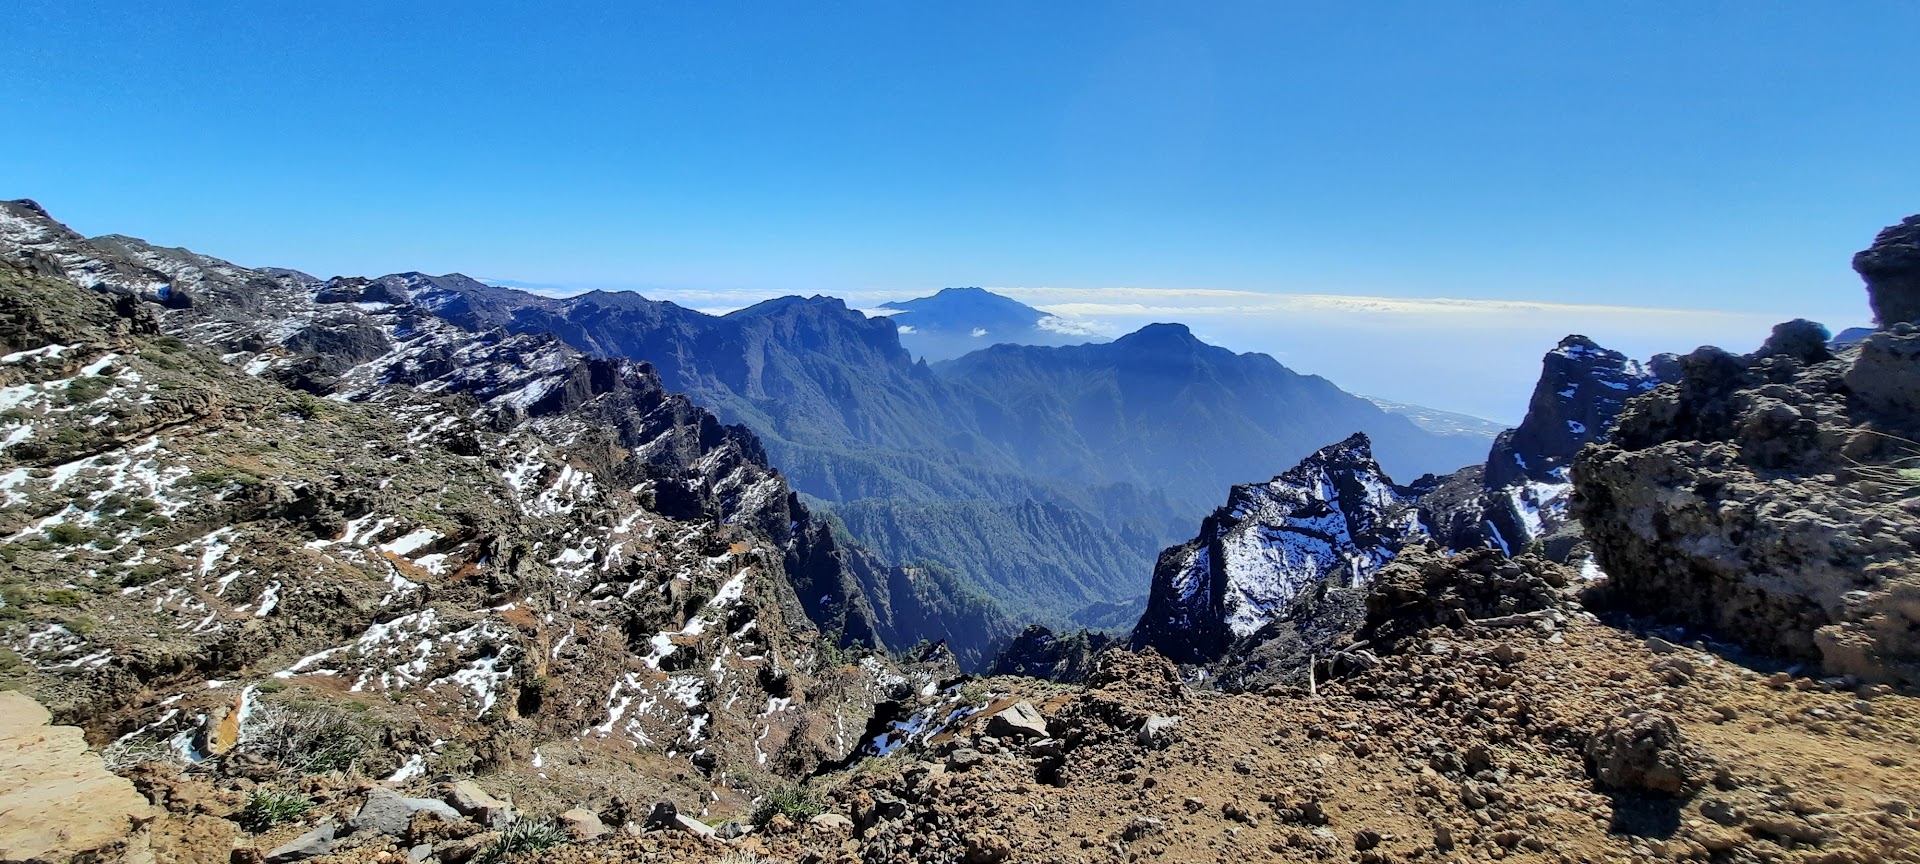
xmin=494 ymin=611 xmax=1919 ymax=864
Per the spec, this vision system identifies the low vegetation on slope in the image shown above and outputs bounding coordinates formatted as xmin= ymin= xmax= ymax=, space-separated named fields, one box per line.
xmin=0 ymin=249 xmax=954 ymax=860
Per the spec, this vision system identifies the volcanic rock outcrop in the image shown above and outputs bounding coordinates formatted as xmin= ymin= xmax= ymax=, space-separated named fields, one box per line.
xmin=1476 ymin=336 xmax=1672 ymax=557
xmin=1855 ymin=214 xmax=1920 ymax=327
xmin=985 ymin=625 xmax=1113 ymax=683
xmin=1485 ymin=336 xmax=1669 ymax=493
xmin=1356 ymin=544 xmax=1569 ymax=656
xmin=1575 ymin=317 xmax=1920 ymax=686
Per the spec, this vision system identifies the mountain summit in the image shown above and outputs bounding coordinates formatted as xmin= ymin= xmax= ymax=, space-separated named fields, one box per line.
xmin=877 ymin=286 xmax=1106 ymax=361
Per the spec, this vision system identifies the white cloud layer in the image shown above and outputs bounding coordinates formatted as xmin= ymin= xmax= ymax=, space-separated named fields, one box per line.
xmin=988 ymin=286 xmax=1824 ymax=422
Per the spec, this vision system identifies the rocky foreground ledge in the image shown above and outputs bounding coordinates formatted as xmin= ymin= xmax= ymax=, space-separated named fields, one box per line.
xmin=4 ymin=550 xmax=1908 ymax=864
xmin=0 ymin=691 xmax=153 ymax=864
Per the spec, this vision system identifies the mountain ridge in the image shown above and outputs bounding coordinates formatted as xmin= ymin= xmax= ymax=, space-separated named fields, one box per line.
xmin=0 ymin=198 xmax=1015 ymax=668
xmin=0 ymin=200 xmax=1500 ymax=646
xmin=877 ymin=285 xmax=1108 ymax=361
xmin=279 ymin=272 xmax=1488 ymax=629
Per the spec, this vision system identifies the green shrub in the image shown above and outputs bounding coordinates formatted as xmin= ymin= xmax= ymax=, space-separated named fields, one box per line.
xmin=750 ymin=782 xmax=822 ymax=827
xmin=44 ymin=523 xmax=96 ymax=546
xmin=40 ymin=588 xmax=85 ymax=606
xmin=98 ymin=495 xmax=158 ymax=518
xmin=64 ymin=376 xmax=113 ymax=405
xmin=290 ymin=394 xmax=330 ymax=421
xmin=237 ymin=789 xmax=313 ymax=832
xmin=119 ymin=562 xmax=171 ymax=587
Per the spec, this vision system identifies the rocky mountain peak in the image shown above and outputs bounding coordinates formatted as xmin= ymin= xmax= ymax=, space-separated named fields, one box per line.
xmin=1406 ymin=331 xmax=1683 ymax=562
xmin=729 ymin=294 xmax=852 ymax=317
xmin=895 ymin=285 xmax=1020 ymax=308
xmin=1130 ymin=432 xmax=1424 ymax=666
xmin=1484 ymin=333 xmax=1669 ymax=491
xmin=1113 ymin=321 xmax=1199 ymax=350
xmin=1854 ymin=213 xmax=1920 ymax=327
xmin=879 ymin=286 xmax=1108 ymax=361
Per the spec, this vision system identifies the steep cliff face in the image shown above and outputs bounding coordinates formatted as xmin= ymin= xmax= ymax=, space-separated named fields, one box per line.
xmin=1576 ymin=316 xmax=1920 ymax=687
xmin=1476 ymin=336 xmax=1673 ymax=556
xmin=324 ymin=275 xmax=1491 ymax=630
xmin=1129 ymin=433 xmax=1423 ymax=667
xmin=283 ymin=268 xmax=1167 ymax=631
xmin=1482 ymin=334 xmax=1666 ymax=489
xmin=1409 ymin=334 xmax=1673 ymax=562
xmin=0 ymin=202 xmax=945 ymax=818
xmin=1123 ymin=336 xmax=1677 ymax=682
xmin=1485 ymin=336 xmax=1669 ymax=491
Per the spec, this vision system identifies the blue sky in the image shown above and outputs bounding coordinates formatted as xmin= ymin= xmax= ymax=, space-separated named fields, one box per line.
xmin=7 ymin=2 xmax=1916 ymax=420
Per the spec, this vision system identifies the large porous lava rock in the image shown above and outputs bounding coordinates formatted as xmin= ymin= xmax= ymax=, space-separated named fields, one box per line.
xmin=1854 ymin=214 xmax=1920 ymax=327
xmin=1574 ymin=317 xmax=1920 ymax=687
xmin=1586 ymin=710 xmax=1706 ymax=796
xmin=1358 ymin=544 xmax=1569 ymax=655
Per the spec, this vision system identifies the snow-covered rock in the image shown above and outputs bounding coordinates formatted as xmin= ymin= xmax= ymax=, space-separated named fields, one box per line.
xmin=1130 ymin=433 xmax=1423 ymax=665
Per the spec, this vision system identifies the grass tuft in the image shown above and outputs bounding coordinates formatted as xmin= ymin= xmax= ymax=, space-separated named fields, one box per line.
xmin=237 ymin=789 xmax=314 ymax=833
xmin=236 ymin=701 xmax=374 ymax=775
xmin=477 ymin=819 xmax=568 ymax=863
xmin=750 ymin=782 xmax=823 ymax=827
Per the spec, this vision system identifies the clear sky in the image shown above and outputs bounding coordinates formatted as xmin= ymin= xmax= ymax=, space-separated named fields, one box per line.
xmin=8 ymin=2 xmax=1917 ymax=420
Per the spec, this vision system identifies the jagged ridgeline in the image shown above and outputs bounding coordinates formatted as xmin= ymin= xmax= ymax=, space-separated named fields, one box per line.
xmin=0 ymin=200 xmax=981 ymax=814
xmin=0 ymin=199 xmax=1494 ymax=651
xmin=235 ymin=269 xmax=1485 ymax=636
xmin=0 ymin=200 xmax=1007 ymax=660
xmin=1130 ymin=433 xmax=1423 ymax=672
